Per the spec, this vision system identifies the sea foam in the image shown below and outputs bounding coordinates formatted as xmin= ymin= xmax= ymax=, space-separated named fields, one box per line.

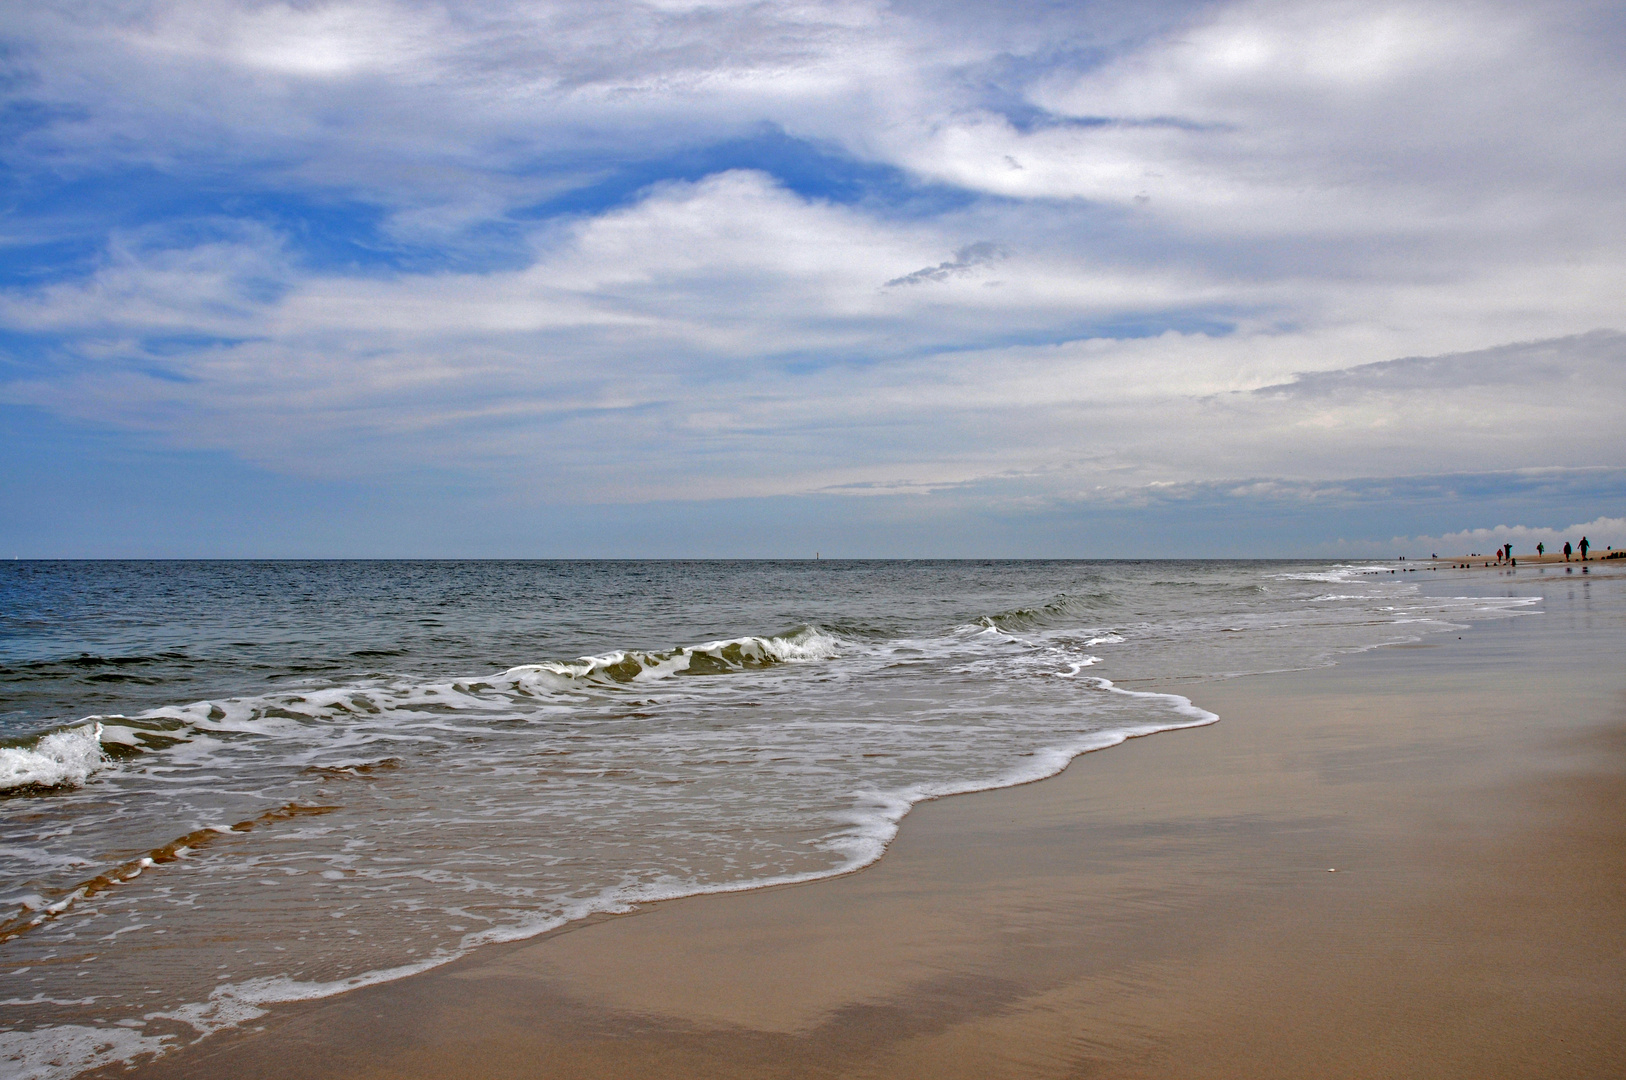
xmin=0 ymin=724 xmax=106 ymax=793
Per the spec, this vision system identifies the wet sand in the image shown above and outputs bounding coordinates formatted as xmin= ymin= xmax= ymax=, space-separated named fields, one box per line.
xmin=112 ymin=572 xmax=1626 ymax=1080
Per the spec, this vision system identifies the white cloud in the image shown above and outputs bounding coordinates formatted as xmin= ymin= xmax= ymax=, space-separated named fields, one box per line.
xmin=4 ymin=178 xmax=1620 ymax=503
xmin=1 ymin=0 xmax=1623 ymax=520
xmin=0 ymin=221 xmax=291 ymax=334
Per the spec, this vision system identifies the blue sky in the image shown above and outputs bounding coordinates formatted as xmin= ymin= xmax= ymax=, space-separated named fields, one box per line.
xmin=2 ymin=0 xmax=1623 ymax=557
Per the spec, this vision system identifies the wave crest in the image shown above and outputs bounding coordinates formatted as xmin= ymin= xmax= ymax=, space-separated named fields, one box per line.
xmin=974 ymin=593 xmax=1113 ymax=633
xmin=510 ymin=626 xmax=843 ymax=685
xmin=0 ymin=723 xmax=107 ymax=794
xmin=2 ymin=627 xmax=847 ymax=789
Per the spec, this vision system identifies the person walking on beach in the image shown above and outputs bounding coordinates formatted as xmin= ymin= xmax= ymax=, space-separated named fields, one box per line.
xmin=1538 ymin=542 xmax=1545 ymax=557
xmin=1504 ymin=543 xmax=1513 ymax=562
xmin=1580 ymin=536 xmax=1590 ymax=560
xmin=1564 ymin=541 xmax=1572 ymax=561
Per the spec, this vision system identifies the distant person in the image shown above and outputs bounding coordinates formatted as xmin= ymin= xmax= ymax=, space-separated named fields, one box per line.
xmin=1537 ymin=542 xmax=1545 ymax=557
xmin=1504 ymin=543 xmax=1513 ymax=562
xmin=1564 ymin=541 xmax=1572 ymax=561
xmin=1580 ymin=536 xmax=1590 ymax=560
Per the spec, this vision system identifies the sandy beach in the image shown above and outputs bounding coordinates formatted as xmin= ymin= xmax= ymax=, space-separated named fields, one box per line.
xmin=1431 ymin=552 xmax=1623 ymax=569
xmin=104 ymin=568 xmax=1626 ymax=1080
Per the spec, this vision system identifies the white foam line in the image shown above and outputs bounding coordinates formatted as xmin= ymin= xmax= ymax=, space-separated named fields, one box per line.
xmin=0 ymin=1024 xmax=170 ymax=1080
xmin=24 ymin=679 xmax=1220 ymax=1079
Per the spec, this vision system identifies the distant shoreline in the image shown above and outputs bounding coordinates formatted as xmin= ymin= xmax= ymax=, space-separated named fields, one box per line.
xmin=1423 ymin=551 xmax=1623 ymax=569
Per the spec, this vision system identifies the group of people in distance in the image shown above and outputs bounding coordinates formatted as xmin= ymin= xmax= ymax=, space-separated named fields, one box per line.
xmin=1445 ymin=536 xmax=1595 ymax=570
xmin=1537 ymin=536 xmax=1593 ymax=561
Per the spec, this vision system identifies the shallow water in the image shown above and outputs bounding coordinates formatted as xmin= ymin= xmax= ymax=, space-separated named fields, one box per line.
xmin=0 ymin=560 xmax=1534 ymax=1078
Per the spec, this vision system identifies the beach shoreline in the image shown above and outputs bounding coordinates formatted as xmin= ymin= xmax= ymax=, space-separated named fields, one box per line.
xmin=1425 ymin=551 xmax=1622 ymax=569
xmin=102 ymin=568 xmax=1626 ymax=1079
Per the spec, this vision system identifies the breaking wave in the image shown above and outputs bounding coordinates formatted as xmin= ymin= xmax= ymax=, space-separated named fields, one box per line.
xmin=517 ymin=626 xmax=842 ymax=683
xmin=2 ymin=627 xmax=847 ymax=793
xmin=0 ymin=724 xmax=107 ymax=794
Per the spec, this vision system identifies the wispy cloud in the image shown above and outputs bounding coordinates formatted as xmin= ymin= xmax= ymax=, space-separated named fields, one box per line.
xmin=1251 ymin=332 xmax=1622 ymax=399
xmin=885 ymin=241 xmax=1008 ymax=287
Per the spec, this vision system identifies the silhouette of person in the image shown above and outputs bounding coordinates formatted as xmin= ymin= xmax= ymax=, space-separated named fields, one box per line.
xmin=1564 ymin=541 xmax=1572 ymax=561
xmin=1580 ymin=536 xmax=1590 ymax=560
xmin=1537 ymin=542 xmax=1545 ymax=557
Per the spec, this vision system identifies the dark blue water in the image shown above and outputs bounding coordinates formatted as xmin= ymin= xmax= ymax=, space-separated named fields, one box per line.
xmin=2 ymin=559 xmax=1164 ymax=737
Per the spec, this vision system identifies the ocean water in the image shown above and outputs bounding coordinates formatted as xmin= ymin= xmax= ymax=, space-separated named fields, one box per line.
xmin=0 ymin=559 xmax=1534 ymax=1078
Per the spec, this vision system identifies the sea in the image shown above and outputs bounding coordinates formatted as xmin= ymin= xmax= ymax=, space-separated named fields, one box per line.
xmin=0 ymin=559 xmax=1537 ymax=1078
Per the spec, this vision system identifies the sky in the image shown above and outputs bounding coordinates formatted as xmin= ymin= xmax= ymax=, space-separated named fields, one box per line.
xmin=1 ymin=0 xmax=1623 ymax=558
